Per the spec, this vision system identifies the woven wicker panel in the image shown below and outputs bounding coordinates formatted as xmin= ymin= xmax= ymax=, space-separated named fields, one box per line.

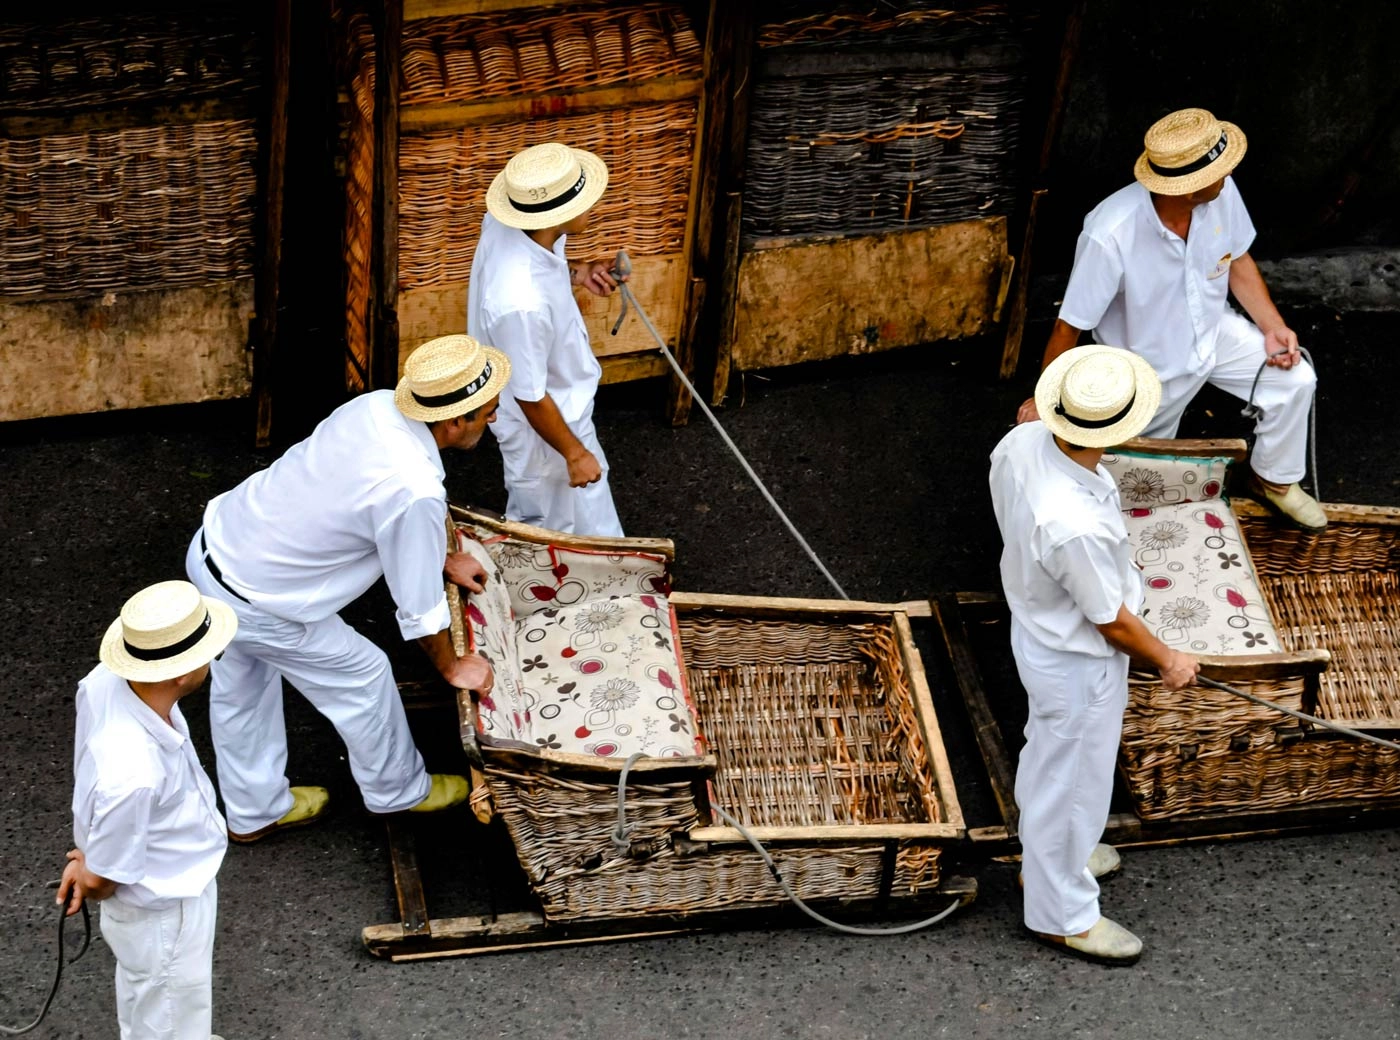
xmin=744 ymin=4 xmax=1026 ymax=238
xmin=0 ymin=9 xmax=260 ymax=112
xmin=0 ymin=120 xmax=258 ymax=298
xmin=402 ymin=2 xmax=701 ymax=107
xmin=1242 ymin=518 xmax=1400 ymax=725
xmin=679 ymin=615 xmax=945 ymax=828
xmin=759 ymin=2 xmax=1017 ymax=50
xmin=398 ymin=101 xmax=696 ymax=290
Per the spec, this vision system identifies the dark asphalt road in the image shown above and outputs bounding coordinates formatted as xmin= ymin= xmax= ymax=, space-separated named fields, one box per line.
xmin=1 ymin=312 xmax=1397 ymax=1040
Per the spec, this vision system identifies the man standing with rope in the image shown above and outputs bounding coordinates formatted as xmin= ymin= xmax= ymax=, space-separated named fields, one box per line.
xmin=468 ymin=141 xmax=627 ymax=537
xmin=993 ymin=346 xmax=1199 ymax=965
xmin=1017 ymin=108 xmax=1324 ymax=531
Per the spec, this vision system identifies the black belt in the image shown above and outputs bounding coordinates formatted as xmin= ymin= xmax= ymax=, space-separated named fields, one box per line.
xmin=200 ymin=531 xmax=250 ymax=603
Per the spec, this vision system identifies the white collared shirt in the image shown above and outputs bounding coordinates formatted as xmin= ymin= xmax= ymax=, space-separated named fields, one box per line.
xmin=202 ymin=389 xmax=451 ymax=640
xmin=989 ymin=422 xmax=1144 ymax=658
xmin=467 ymin=212 xmax=601 ymax=434
xmin=71 ymin=664 xmax=226 ymax=909
xmin=1058 ymin=178 xmax=1256 ymax=381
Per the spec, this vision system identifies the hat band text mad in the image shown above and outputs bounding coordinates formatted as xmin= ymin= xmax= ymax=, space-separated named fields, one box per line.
xmin=509 ymin=171 xmax=586 ymax=214
xmin=1055 ymin=394 xmax=1136 ymax=429
xmin=123 ymin=611 xmax=212 ymax=661
xmin=1147 ymin=131 xmax=1228 ymax=178
xmin=412 ymin=361 xmax=493 ymax=409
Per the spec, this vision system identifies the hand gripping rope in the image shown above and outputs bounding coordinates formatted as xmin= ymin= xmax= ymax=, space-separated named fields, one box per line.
xmin=1 ymin=892 xmax=91 ymax=1035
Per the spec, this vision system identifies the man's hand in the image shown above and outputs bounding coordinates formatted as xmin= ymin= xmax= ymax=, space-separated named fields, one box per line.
xmin=444 ymin=551 xmax=488 ymax=593
xmin=1158 ymin=649 xmax=1200 ymax=692
xmin=565 ymin=448 xmax=603 ymax=487
xmin=441 ymin=652 xmax=494 ymax=693
xmin=1016 ymin=397 xmax=1040 ymax=424
xmin=1263 ymin=326 xmax=1303 ymax=369
xmin=56 ymin=849 xmax=116 ymax=916
xmin=572 ymin=261 xmax=624 ymax=298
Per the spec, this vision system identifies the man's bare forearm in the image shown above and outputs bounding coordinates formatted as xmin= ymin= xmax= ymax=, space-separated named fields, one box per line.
xmin=417 ymin=628 xmax=458 ymax=676
xmin=1041 ymin=319 xmax=1085 ymax=371
xmin=1227 ymin=253 xmax=1285 ymax=334
xmin=516 ymin=395 xmax=586 ymax=462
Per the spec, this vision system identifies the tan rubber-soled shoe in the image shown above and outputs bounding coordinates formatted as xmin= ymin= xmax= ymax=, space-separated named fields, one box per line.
xmin=409 ymin=773 xmax=470 ymax=813
xmin=1250 ymin=477 xmax=1327 ymax=532
xmin=1032 ymin=916 xmax=1143 ymax=966
xmin=228 ymin=786 xmax=330 ymax=844
xmin=1020 ymin=842 xmax=1122 ymax=888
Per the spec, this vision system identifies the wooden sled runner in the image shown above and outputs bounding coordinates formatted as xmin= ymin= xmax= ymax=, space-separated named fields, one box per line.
xmin=941 ymin=437 xmax=1400 ymax=851
xmin=364 ymin=505 xmax=975 ymax=960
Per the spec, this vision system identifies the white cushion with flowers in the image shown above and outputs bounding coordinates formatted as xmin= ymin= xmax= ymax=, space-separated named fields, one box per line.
xmin=1105 ymin=452 xmax=1283 ymax=656
xmin=453 ymin=530 xmax=531 ymax=743
xmin=480 ymin=536 xmax=671 ymax=620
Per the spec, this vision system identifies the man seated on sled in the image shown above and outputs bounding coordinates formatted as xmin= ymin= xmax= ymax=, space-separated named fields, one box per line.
xmin=185 ymin=335 xmax=505 ymax=843
xmin=992 ymin=345 xmax=1200 ymax=965
xmin=468 ymin=141 xmax=628 ymax=538
xmin=1017 ymin=107 xmax=1324 ymax=531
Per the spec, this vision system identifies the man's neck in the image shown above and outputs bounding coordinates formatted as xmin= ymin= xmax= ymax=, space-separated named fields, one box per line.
xmin=127 ymin=679 xmax=181 ymax=727
xmin=526 ymin=227 xmax=564 ymax=253
xmin=1150 ymin=192 xmax=1195 ymax=239
xmin=1053 ymin=435 xmax=1105 ymax=473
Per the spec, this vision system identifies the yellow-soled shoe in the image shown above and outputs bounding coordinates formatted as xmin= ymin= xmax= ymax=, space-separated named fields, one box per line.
xmin=1250 ymin=477 xmax=1327 ymax=532
xmin=408 ymin=773 xmax=469 ymax=813
xmin=1020 ymin=843 xmax=1122 ymax=888
xmin=1032 ymin=916 xmax=1143 ymax=966
xmin=228 ymin=786 xmax=330 ymax=844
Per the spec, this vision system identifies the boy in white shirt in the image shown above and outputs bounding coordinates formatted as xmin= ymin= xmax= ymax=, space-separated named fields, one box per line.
xmin=59 ymin=580 xmax=238 ymax=1040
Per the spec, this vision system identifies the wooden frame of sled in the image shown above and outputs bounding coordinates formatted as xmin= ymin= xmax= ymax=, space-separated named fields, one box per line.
xmin=938 ymin=436 xmax=1400 ymax=854
xmin=365 ymin=505 xmax=976 ymax=960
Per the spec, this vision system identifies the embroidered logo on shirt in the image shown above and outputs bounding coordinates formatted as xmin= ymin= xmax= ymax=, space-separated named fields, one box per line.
xmin=1207 ymin=252 xmax=1232 ymax=280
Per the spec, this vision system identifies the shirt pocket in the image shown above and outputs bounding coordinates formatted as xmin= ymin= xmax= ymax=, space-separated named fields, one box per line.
xmin=1206 ymin=252 xmax=1233 ymax=280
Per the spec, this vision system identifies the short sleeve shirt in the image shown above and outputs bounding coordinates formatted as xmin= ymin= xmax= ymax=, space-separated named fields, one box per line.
xmin=467 ymin=213 xmax=601 ymax=432
xmin=71 ymin=665 xmax=227 ymax=909
xmin=202 ymin=390 xmax=451 ymax=641
xmin=1058 ymin=178 xmax=1257 ymax=381
xmin=989 ymin=422 xmax=1144 ymax=657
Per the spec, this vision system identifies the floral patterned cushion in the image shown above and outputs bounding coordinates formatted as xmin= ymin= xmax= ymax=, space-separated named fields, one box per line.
xmin=453 ymin=531 xmax=531 ymax=743
xmin=481 ymin=536 xmax=671 ymax=620
xmin=513 ymin=594 xmax=704 ymax=759
xmin=1123 ymin=501 xmax=1282 ymax=656
xmin=1102 ymin=451 xmax=1230 ymax=507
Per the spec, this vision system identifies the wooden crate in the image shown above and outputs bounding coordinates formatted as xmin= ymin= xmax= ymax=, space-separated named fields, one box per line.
xmin=0 ymin=4 xmax=288 ymax=436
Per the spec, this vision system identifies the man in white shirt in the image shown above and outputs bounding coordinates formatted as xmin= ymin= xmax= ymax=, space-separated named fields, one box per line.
xmin=992 ymin=345 xmax=1199 ymax=965
xmin=1018 ymin=108 xmax=1325 ymax=531
xmin=185 ymin=335 xmax=508 ymax=842
xmin=468 ymin=141 xmax=626 ymax=537
xmin=60 ymin=579 xmax=238 ymax=1040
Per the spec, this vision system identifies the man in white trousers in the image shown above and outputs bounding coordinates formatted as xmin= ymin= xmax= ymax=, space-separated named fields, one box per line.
xmin=1017 ymin=107 xmax=1325 ymax=531
xmin=185 ymin=335 xmax=506 ymax=842
xmin=468 ymin=141 xmax=627 ymax=537
xmin=61 ymin=580 xmax=238 ymax=1039
xmin=992 ymin=345 xmax=1199 ymax=964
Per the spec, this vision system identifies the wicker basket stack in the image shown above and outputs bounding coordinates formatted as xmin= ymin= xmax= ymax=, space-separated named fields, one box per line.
xmin=743 ymin=2 xmax=1028 ymax=239
xmin=0 ymin=10 xmax=262 ymax=300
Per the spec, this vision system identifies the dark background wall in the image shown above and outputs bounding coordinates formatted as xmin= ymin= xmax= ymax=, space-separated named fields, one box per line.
xmin=1033 ymin=0 xmax=1400 ymax=273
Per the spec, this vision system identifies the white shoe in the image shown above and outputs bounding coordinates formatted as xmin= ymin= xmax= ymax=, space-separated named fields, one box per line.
xmin=1087 ymin=842 xmax=1121 ymax=879
xmin=1032 ymin=916 xmax=1143 ymax=965
xmin=1250 ymin=477 xmax=1327 ymax=531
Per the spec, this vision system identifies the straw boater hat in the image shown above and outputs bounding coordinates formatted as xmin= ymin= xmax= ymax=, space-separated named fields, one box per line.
xmin=395 ymin=334 xmax=511 ymax=423
xmin=1036 ymin=345 xmax=1162 ymax=449
xmin=1134 ymin=108 xmax=1247 ymax=196
xmin=485 ymin=142 xmax=609 ymax=231
xmin=100 ymin=580 xmax=238 ymax=683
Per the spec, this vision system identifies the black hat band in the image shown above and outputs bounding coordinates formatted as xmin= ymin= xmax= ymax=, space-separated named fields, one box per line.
xmin=124 ymin=611 xmax=212 ymax=661
xmin=1147 ymin=131 xmax=1228 ymax=178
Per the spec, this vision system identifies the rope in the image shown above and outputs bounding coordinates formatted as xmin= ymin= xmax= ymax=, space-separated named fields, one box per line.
xmin=609 ymin=250 xmax=850 ymax=600
xmin=1241 ymin=346 xmax=1319 ymax=496
xmin=613 ymin=753 xmax=963 ymax=936
xmin=0 ymin=896 xmax=91 ymax=1035
xmin=1196 ymin=676 xmax=1400 ymax=753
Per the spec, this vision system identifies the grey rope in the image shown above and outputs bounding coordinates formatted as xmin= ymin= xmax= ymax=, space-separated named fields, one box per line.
xmin=0 ymin=891 xmax=91 ymax=1035
xmin=1241 ymin=346 xmax=1319 ymax=496
xmin=609 ymin=250 xmax=849 ymax=600
xmin=613 ymin=753 xmax=964 ymax=936
xmin=1196 ymin=676 xmax=1400 ymax=753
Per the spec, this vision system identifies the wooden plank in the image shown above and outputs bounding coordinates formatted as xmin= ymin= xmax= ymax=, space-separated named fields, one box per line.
xmin=0 ymin=95 xmax=258 ymax=140
xmin=1117 ymin=436 xmax=1250 ymax=460
xmin=893 ymin=612 xmax=966 ymax=833
xmin=997 ymin=188 xmax=1044 ymax=379
xmin=396 ymin=253 xmax=687 ymax=369
xmin=475 ymin=744 xmax=715 ymax=781
xmin=370 ymin=0 xmax=404 ymax=390
xmin=601 ymin=353 xmax=668 ymax=385
xmin=363 ymin=876 xmax=978 ymax=959
xmin=253 ymin=0 xmax=292 ymax=448
xmin=932 ymin=594 xmax=1019 ymax=835
xmin=404 ymin=0 xmax=573 ymax=19
xmin=449 ymin=502 xmax=677 ymax=559
xmin=688 ymin=823 xmax=963 ymax=843
xmin=0 ymin=282 xmax=254 ymax=422
xmin=385 ymin=816 xmax=430 ymax=935
xmin=730 ymin=219 xmax=1009 ymax=372
xmin=400 ymin=77 xmax=702 ymax=131
xmin=1233 ymin=499 xmax=1400 ymax=526
xmin=669 ymin=591 xmax=910 ymax=617
xmin=710 ymin=191 xmax=744 ymax=405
